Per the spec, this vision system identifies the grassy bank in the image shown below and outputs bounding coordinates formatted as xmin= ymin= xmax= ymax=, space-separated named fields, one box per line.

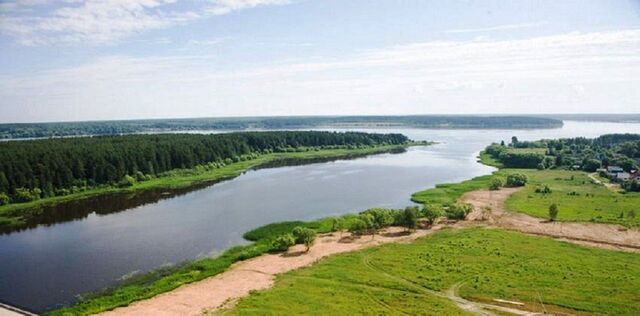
xmin=226 ymin=228 xmax=640 ymax=315
xmin=1 ymin=143 xmax=423 ymax=231
xmin=412 ymin=152 xmax=640 ymax=226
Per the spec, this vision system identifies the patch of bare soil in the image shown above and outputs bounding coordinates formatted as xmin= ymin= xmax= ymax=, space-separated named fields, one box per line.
xmin=461 ymin=187 xmax=640 ymax=252
xmin=98 ymin=227 xmax=443 ymax=316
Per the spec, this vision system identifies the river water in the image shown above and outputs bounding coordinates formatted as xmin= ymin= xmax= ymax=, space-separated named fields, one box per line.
xmin=0 ymin=121 xmax=638 ymax=312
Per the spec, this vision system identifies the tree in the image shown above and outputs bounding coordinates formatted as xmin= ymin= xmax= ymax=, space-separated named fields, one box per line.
xmin=423 ymin=205 xmax=442 ymax=226
xmin=548 ymin=203 xmax=559 ymax=221
xmin=292 ymin=226 xmax=317 ymax=251
xmin=119 ymin=175 xmax=137 ymax=188
xmin=272 ymin=234 xmax=296 ymax=252
xmin=506 ymin=173 xmax=528 ymax=187
xmin=489 ymin=178 xmax=503 ymax=190
xmin=401 ymin=207 xmax=419 ymax=231
xmin=511 ymin=136 xmax=519 ymax=146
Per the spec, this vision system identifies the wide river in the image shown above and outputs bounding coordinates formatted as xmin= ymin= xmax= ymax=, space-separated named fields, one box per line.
xmin=1 ymin=121 xmax=639 ymax=313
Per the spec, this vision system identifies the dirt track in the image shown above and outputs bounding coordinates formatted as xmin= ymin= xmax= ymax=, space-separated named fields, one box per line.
xmin=462 ymin=187 xmax=640 ymax=252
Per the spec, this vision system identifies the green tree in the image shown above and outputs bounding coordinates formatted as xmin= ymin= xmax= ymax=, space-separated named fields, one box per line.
xmin=401 ymin=207 xmax=419 ymax=231
xmin=445 ymin=203 xmax=473 ymax=220
xmin=0 ymin=171 xmax=8 ymax=193
xmin=549 ymin=203 xmax=559 ymax=221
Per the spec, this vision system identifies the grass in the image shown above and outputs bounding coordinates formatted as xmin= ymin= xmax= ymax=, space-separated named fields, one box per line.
xmin=226 ymin=228 xmax=640 ymax=316
xmin=0 ymin=143 xmax=418 ymax=231
xmin=504 ymin=169 xmax=640 ymax=226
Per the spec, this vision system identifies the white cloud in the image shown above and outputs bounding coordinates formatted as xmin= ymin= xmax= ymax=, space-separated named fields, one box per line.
xmin=445 ymin=21 xmax=548 ymax=33
xmin=206 ymin=0 xmax=291 ymax=15
xmin=0 ymin=0 xmax=290 ymax=46
xmin=1 ymin=29 xmax=639 ymax=122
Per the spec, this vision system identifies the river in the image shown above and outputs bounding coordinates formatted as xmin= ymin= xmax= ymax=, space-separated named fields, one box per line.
xmin=0 ymin=121 xmax=638 ymax=313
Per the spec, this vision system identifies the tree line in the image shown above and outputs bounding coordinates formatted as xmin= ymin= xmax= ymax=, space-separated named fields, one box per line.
xmin=485 ymin=134 xmax=640 ymax=171
xmin=0 ymin=115 xmax=563 ymax=139
xmin=0 ymin=131 xmax=408 ymax=204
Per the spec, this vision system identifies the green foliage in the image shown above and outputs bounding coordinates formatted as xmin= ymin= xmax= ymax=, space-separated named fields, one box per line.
xmin=230 ymin=228 xmax=640 ymax=316
xmin=0 ymin=193 xmax=9 ymax=206
xmin=360 ymin=208 xmax=395 ymax=232
xmin=422 ymin=204 xmax=442 ymax=225
xmin=488 ymin=178 xmax=503 ymax=190
xmin=534 ymin=185 xmax=552 ymax=194
xmin=400 ymin=206 xmax=419 ymax=230
xmin=623 ymin=180 xmax=640 ymax=192
xmin=271 ymin=234 xmax=296 ymax=252
xmin=119 ymin=175 xmax=137 ymax=188
xmin=13 ymin=187 xmax=41 ymax=202
xmin=444 ymin=203 xmax=472 ymax=220
xmin=548 ymin=203 xmax=559 ymax=221
xmin=506 ymin=173 xmax=528 ymax=187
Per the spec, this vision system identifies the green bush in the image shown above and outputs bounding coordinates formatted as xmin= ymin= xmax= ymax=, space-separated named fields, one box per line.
xmin=489 ymin=178 xmax=503 ymax=190
xmin=423 ymin=204 xmax=442 ymax=225
xmin=119 ymin=175 xmax=137 ymax=188
xmin=506 ymin=173 xmax=528 ymax=187
xmin=0 ymin=192 xmax=9 ymax=206
xmin=271 ymin=234 xmax=296 ymax=252
xmin=445 ymin=203 xmax=473 ymax=220
xmin=549 ymin=203 xmax=559 ymax=221
xmin=13 ymin=187 xmax=41 ymax=203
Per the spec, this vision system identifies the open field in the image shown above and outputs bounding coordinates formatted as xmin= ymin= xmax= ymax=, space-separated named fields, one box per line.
xmin=0 ymin=144 xmax=416 ymax=231
xmin=505 ymin=169 xmax=640 ymax=226
xmin=226 ymin=228 xmax=640 ymax=315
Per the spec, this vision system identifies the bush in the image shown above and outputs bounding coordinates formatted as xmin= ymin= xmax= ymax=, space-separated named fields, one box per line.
xmin=348 ymin=218 xmax=368 ymax=235
xmin=549 ymin=203 xmax=559 ymax=221
xmin=13 ymin=187 xmax=42 ymax=203
xmin=291 ymin=227 xmax=317 ymax=251
xmin=423 ymin=204 xmax=442 ymax=225
xmin=445 ymin=203 xmax=473 ymax=220
xmin=506 ymin=173 xmax=528 ymax=187
xmin=535 ymin=185 xmax=552 ymax=194
xmin=119 ymin=175 xmax=137 ymax=188
xmin=361 ymin=208 xmax=395 ymax=232
xmin=271 ymin=234 xmax=296 ymax=252
xmin=489 ymin=178 xmax=503 ymax=190
xmin=0 ymin=192 xmax=9 ymax=206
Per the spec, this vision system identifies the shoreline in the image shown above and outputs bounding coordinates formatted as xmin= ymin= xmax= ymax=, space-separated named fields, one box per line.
xmin=0 ymin=142 xmax=427 ymax=233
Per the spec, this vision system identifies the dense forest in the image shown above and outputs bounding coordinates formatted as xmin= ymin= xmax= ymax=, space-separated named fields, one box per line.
xmin=0 ymin=115 xmax=563 ymax=139
xmin=484 ymin=134 xmax=640 ymax=190
xmin=0 ymin=131 xmax=408 ymax=205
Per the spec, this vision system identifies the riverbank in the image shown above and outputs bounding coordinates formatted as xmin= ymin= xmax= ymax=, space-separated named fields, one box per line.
xmin=0 ymin=142 xmax=427 ymax=232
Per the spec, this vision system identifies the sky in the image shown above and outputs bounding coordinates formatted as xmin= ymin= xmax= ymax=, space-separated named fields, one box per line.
xmin=0 ymin=0 xmax=639 ymax=123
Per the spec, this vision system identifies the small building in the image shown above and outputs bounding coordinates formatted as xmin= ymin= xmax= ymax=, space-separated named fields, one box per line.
xmin=607 ymin=166 xmax=624 ymax=173
xmin=616 ymin=172 xmax=631 ymax=182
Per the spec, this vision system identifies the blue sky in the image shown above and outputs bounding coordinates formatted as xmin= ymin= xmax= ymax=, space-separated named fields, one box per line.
xmin=0 ymin=0 xmax=639 ymax=123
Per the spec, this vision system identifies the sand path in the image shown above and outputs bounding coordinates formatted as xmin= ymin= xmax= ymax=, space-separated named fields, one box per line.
xmin=99 ymin=227 xmax=443 ymax=316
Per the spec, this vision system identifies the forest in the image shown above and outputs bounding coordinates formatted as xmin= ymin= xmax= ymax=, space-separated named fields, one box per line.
xmin=0 ymin=115 xmax=563 ymax=139
xmin=483 ymin=134 xmax=640 ymax=192
xmin=0 ymin=131 xmax=408 ymax=205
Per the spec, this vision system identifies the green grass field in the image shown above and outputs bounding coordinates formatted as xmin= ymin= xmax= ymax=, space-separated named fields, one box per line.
xmin=1 ymin=144 xmax=413 ymax=230
xmin=227 ymin=228 xmax=640 ymax=316
xmin=504 ymin=169 xmax=640 ymax=226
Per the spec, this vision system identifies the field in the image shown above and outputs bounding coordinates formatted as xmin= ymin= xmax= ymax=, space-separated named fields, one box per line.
xmin=504 ymin=169 xmax=640 ymax=226
xmin=412 ymin=163 xmax=640 ymax=226
xmin=0 ymin=144 xmax=414 ymax=231
xmin=226 ymin=228 xmax=640 ymax=315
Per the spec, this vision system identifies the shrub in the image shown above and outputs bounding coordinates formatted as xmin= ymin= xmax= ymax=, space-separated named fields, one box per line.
xmin=535 ymin=185 xmax=552 ymax=194
xmin=361 ymin=208 xmax=395 ymax=232
xmin=549 ymin=203 xmax=559 ymax=221
xmin=291 ymin=227 xmax=317 ymax=252
xmin=271 ymin=234 xmax=296 ymax=252
xmin=423 ymin=204 xmax=442 ymax=225
xmin=119 ymin=175 xmax=137 ymax=188
xmin=13 ymin=187 xmax=41 ymax=203
xmin=489 ymin=178 xmax=503 ymax=190
xmin=348 ymin=218 xmax=368 ymax=235
xmin=506 ymin=173 xmax=528 ymax=187
xmin=445 ymin=203 xmax=473 ymax=220
xmin=0 ymin=193 xmax=9 ymax=206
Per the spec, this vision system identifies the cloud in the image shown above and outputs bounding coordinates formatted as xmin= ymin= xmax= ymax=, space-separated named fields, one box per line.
xmin=1 ymin=29 xmax=639 ymax=121
xmin=0 ymin=0 xmax=290 ymax=46
xmin=206 ymin=0 xmax=291 ymax=16
xmin=445 ymin=21 xmax=548 ymax=34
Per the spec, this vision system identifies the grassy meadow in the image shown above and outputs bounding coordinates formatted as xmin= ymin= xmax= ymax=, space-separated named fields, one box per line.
xmin=226 ymin=228 xmax=640 ymax=316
